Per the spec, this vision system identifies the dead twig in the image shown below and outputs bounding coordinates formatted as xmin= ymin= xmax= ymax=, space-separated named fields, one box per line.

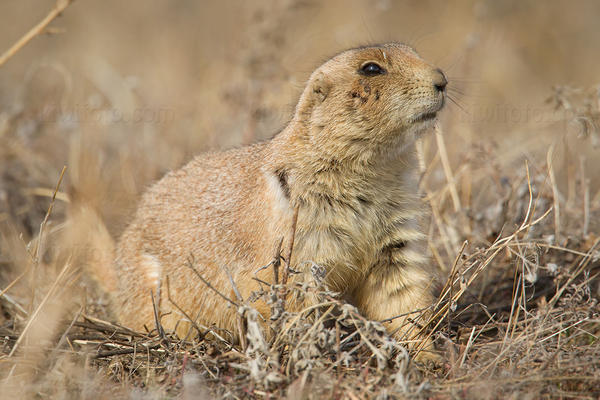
xmin=8 ymin=260 xmax=72 ymax=358
xmin=34 ymin=166 xmax=67 ymax=264
xmin=185 ymin=257 xmax=238 ymax=307
xmin=273 ymin=237 xmax=283 ymax=284
xmin=282 ymin=204 xmax=300 ymax=286
xmin=547 ymin=145 xmax=561 ymax=241
xmin=165 ymin=276 xmax=205 ymax=340
xmin=150 ymin=289 xmax=167 ymax=341
xmin=0 ymin=0 xmax=76 ymax=68
xmin=435 ymin=125 xmax=461 ymax=212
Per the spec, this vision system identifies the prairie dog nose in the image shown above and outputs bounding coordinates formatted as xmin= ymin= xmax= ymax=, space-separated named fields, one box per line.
xmin=433 ymin=68 xmax=447 ymax=92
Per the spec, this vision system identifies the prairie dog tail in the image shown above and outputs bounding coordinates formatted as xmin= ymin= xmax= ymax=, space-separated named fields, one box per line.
xmin=65 ymin=205 xmax=118 ymax=294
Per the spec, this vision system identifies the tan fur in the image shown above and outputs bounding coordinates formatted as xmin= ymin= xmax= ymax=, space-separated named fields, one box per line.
xmin=112 ymin=43 xmax=447 ymax=350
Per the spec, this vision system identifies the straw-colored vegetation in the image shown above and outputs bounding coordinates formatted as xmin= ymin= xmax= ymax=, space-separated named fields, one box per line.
xmin=1 ymin=1 xmax=599 ymax=398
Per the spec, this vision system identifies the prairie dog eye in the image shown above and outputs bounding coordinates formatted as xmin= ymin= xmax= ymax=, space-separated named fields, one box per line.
xmin=359 ymin=62 xmax=386 ymax=76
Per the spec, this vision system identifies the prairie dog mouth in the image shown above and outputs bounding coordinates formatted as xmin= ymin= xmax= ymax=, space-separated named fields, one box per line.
xmin=412 ymin=95 xmax=445 ymax=123
xmin=412 ymin=111 xmax=438 ymax=123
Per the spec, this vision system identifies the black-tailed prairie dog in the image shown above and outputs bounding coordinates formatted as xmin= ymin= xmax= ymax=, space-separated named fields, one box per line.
xmin=113 ymin=43 xmax=447 ymax=350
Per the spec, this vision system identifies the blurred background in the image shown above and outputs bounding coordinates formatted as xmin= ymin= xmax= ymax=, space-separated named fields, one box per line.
xmin=0 ymin=0 xmax=599 ymax=255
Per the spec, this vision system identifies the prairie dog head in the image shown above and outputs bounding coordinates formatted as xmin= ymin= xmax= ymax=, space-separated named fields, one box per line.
xmin=294 ymin=43 xmax=447 ymax=158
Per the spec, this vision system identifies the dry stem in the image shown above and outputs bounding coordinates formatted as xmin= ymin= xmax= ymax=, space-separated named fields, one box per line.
xmin=0 ymin=0 xmax=75 ymax=67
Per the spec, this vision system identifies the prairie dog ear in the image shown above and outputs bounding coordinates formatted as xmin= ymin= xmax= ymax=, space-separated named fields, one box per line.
xmin=311 ymin=71 xmax=331 ymax=103
xmin=295 ymin=71 xmax=331 ymax=120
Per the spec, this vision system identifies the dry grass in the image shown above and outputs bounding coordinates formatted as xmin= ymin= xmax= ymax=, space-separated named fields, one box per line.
xmin=1 ymin=138 xmax=599 ymax=399
xmin=1 ymin=1 xmax=600 ymax=399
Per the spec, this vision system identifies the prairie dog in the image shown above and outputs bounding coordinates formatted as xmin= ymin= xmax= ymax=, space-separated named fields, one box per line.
xmin=113 ymin=43 xmax=447 ymax=348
